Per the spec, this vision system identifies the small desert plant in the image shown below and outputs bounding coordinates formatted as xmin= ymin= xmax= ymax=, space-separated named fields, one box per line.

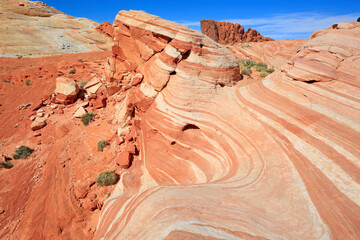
xmin=239 ymin=59 xmax=256 ymax=70
xmin=241 ymin=69 xmax=252 ymax=77
xmin=69 ymin=69 xmax=76 ymax=74
xmin=13 ymin=146 xmax=34 ymax=159
xmin=1 ymin=161 xmax=13 ymax=169
xmin=95 ymin=170 xmax=118 ymax=186
xmin=81 ymin=112 xmax=95 ymax=126
xmin=3 ymin=79 xmax=9 ymax=83
xmin=357 ymin=17 xmax=360 ymax=22
xmin=106 ymin=192 xmax=110 ymax=197
xmin=25 ymin=80 xmax=31 ymax=86
xmin=79 ymin=81 xmax=87 ymax=88
xmin=97 ymin=140 xmax=107 ymax=152
xmin=97 ymin=62 xmax=101 ymax=66
xmin=78 ymin=59 xmax=84 ymax=63
xmin=239 ymin=59 xmax=275 ymax=77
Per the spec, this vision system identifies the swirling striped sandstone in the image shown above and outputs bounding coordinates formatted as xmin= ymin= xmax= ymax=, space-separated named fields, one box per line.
xmin=96 ymin=12 xmax=360 ymax=240
xmin=229 ymin=39 xmax=306 ymax=68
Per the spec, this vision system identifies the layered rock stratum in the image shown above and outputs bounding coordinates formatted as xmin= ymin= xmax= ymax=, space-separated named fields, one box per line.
xmin=0 ymin=0 xmax=113 ymax=57
xmin=201 ymin=19 xmax=274 ymax=44
xmin=93 ymin=11 xmax=360 ymax=240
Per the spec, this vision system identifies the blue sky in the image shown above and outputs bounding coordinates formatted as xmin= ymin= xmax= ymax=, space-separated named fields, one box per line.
xmin=40 ymin=0 xmax=360 ymax=40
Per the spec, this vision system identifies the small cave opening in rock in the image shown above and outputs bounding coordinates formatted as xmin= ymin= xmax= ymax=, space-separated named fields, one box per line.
xmin=182 ymin=50 xmax=191 ymax=60
xmin=182 ymin=124 xmax=200 ymax=131
xmin=171 ymin=141 xmax=176 ymax=145
xmin=170 ymin=71 xmax=176 ymax=75
xmin=304 ymin=80 xmax=318 ymax=84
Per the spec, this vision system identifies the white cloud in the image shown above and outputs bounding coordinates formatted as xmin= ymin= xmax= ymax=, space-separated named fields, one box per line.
xmin=177 ymin=12 xmax=360 ymax=40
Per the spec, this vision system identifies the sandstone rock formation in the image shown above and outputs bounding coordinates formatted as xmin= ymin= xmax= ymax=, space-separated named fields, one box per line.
xmin=229 ymin=39 xmax=306 ymax=68
xmin=201 ymin=19 xmax=274 ymax=44
xmin=94 ymin=12 xmax=360 ymax=239
xmin=0 ymin=6 xmax=360 ymax=240
xmin=0 ymin=0 xmax=113 ymax=57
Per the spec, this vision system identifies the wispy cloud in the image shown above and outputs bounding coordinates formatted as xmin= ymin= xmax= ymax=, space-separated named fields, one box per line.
xmin=178 ymin=12 xmax=360 ymax=40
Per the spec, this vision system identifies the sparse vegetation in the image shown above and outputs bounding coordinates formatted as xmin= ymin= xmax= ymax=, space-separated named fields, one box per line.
xmin=241 ymin=69 xmax=252 ymax=77
xmin=78 ymin=59 xmax=84 ymax=63
xmin=97 ymin=140 xmax=107 ymax=152
xmin=97 ymin=62 xmax=101 ymax=66
xmin=106 ymin=192 xmax=111 ymax=197
xmin=79 ymin=81 xmax=87 ymax=88
xmin=95 ymin=170 xmax=118 ymax=186
xmin=25 ymin=80 xmax=32 ymax=86
xmin=81 ymin=112 xmax=95 ymax=126
xmin=357 ymin=17 xmax=360 ymax=22
xmin=239 ymin=59 xmax=275 ymax=78
xmin=1 ymin=161 xmax=13 ymax=169
xmin=69 ymin=69 xmax=76 ymax=74
xmin=13 ymin=146 xmax=34 ymax=159
xmin=3 ymin=79 xmax=9 ymax=83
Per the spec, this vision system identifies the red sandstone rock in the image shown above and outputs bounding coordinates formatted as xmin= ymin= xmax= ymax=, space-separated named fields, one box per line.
xmin=95 ymin=12 xmax=360 ymax=240
xmin=30 ymin=118 xmax=46 ymax=131
xmin=115 ymin=151 xmax=132 ymax=168
xmin=201 ymin=19 xmax=274 ymax=44
xmin=82 ymin=199 xmax=97 ymax=211
xmin=91 ymin=96 xmax=107 ymax=109
xmin=54 ymin=76 xmax=79 ymax=104
xmin=95 ymin=22 xmax=114 ymax=39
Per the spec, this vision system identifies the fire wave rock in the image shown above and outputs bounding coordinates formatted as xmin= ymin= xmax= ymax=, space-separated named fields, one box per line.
xmin=96 ymin=11 xmax=360 ymax=240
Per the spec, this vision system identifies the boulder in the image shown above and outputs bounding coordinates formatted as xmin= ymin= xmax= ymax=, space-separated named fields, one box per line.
xmin=115 ymin=152 xmax=132 ymax=169
xmin=73 ymin=106 xmax=87 ymax=118
xmin=55 ymin=77 xmax=79 ymax=104
xmin=84 ymin=77 xmax=102 ymax=95
xmin=31 ymin=118 xmax=46 ymax=131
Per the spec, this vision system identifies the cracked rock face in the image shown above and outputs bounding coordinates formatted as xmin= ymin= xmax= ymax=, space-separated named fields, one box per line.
xmin=96 ymin=12 xmax=360 ymax=240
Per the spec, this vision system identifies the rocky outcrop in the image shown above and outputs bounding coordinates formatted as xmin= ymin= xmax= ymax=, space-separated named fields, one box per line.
xmin=0 ymin=0 xmax=113 ymax=57
xmin=95 ymin=22 xmax=114 ymax=39
xmin=283 ymin=22 xmax=360 ymax=82
xmin=95 ymin=12 xmax=360 ymax=240
xmin=201 ymin=19 xmax=274 ymax=44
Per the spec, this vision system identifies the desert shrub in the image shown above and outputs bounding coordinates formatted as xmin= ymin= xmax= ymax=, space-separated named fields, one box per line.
xmin=69 ymin=69 xmax=76 ymax=74
xmin=81 ymin=112 xmax=95 ymax=126
xmin=260 ymin=71 xmax=269 ymax=78
xmin=241 ymin=69 xmax=252 ymax=77
xmin=78 ymin=59 xmax=84 ymax=63
xmin=25 ymin=80 xmax=31 ymax=86
xmin=97 ymin=140 xmax=107 ymax=152
xmin=79 ymin=81 xmax=87 ymax=88
xmin=357 ymin=17 xmax=360 ymax=22
xmin=3 ymin=79 xmax=9 ymax=83
xmin=95 ymin=170 xmax=118 ymax=186
xmin=97 ymin=62 xmax=101 ymax=66
xmin=239 ymin=59 xmax=275 ymax=77
xmin=13 ymin=146 xmax=34 ymax=159
xmin=1 ymin=161 xmax=13 ymax=169
xmin=239 ymin=59 xmax=256 ymax=70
